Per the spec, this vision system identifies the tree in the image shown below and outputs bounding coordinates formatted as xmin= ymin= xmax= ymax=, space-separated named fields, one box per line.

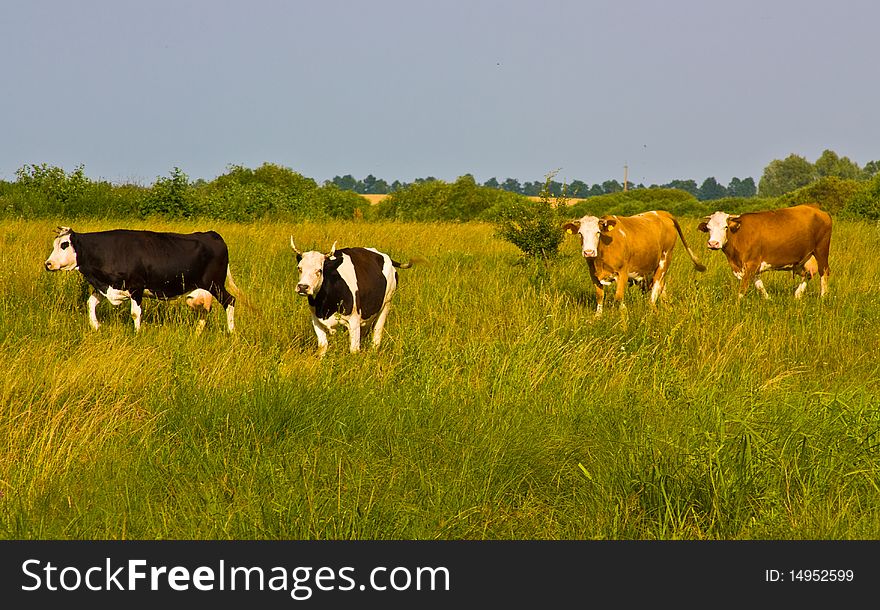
xmin=863 ymin=160 xmax=880 ymax=179
xmin=758 ymin=154 xmax=815 ymax=197
xmin=483 ymin=177 xmax=500 ymax=189
xmin=330 ymin=174 xmax=358 ymax=191
xmin=698 ymin=177 xmax=727 ymax=201
xmin=568 ymin=180 xmax=590 ymax=198
xmin=814 ymin=149 xmax=861 ymax=180
xmin=665 ymin=179 xmax=698 ymax=197
xmin=500 ymin=178 xmax=522 ymax=193
xmin=727 ymin=177 xmax=757 ymax=198
xmin=601 ymin=180 xmax=622 ymax=194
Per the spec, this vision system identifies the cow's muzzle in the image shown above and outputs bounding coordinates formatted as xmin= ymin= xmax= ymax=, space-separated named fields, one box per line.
xmin=295 ymin=284 xmax=311 ymax=296
xmin=44 ymin=261 xmax=55 ymax=271
xmin=707 ymin=241 xmax=721 ymax=250
xmin=582 ymin=250 xmax=597 ymax=258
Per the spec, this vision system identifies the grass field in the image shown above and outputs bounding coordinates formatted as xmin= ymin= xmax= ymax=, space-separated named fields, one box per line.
xmin=1 ymin=217 xmax=879 ymax=540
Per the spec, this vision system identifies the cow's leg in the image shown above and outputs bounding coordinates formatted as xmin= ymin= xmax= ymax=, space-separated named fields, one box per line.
xmin=129 ymin=290 xmax=144 ymax=332
xmin=593 ymin=284 xmax=605 ymax=316
xmin=87 ymin=288 xmax=102 ymax=330
xmin=754 ymin=275 xmax=770 ymax=299
xmin=371 ymin=302 xmax=392 ymax=349
xmin=649 ymin=256 xmax=669 ymax=308
xmin=348 ymin=315 xmax=363 ymax=353
xmin=794 ymin=269 xmax=810 ymax=299
xmin=814 ymin=232 xmax=831 ymax=298
xmin=311 ymin=314 xmax=330 ymax=357
xmin=738 ymin=267 xmax=756 ymax=299
xmin=211 ymin=286 xmax=236 ymax=333
xmin=614 ymin=272 xmax=628 ymax=312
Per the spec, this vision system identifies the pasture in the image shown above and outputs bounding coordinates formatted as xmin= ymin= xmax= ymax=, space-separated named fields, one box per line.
xmin=1 ymin=217 xmax=879 ymax=539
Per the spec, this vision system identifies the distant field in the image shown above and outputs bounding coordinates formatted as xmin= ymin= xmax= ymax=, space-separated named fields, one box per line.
xmin=2 ymin=217 xmax=879 ymax=539
xmin=359 ymin=193 xmax=587 ymax=206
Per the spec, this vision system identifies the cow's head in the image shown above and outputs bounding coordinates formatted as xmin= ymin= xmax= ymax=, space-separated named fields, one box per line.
xmin=563 ymin=215 xmax=617 ymax=258
xmin=291 ymin=237 xmax=337 ymax=296
xmin=44 ymin=227 xmax=78 ymax=271
xmin=698 ymin=211 xmax=741 ymax=250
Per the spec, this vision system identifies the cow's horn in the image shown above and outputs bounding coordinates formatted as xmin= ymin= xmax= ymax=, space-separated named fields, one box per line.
xmin=329 ymin=241 xmax=338 ymax=257
xmin=289 ymin=236 xmax=302 ymax=254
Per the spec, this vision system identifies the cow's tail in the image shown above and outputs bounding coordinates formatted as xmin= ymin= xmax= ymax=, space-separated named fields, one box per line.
xmin=392 ymin=255 xmax=427 ymax=269
xmin=226 ymin=265 xmax=259 ymax=312
xmin=671 ymin=217 xmax=707 ymax=272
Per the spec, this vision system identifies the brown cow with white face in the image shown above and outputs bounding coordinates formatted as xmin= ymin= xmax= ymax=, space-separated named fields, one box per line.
xmin=563 ymin=210 xmax=706 ymax=315
xmin=697 ymin=204 xmax=832 ymax=299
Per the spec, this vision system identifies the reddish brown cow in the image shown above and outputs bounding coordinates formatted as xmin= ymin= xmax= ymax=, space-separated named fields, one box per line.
xmin=697 ymin=204 xmax=832 ymax=299
xmin=563 ymin=210 xmax=706 ymax=315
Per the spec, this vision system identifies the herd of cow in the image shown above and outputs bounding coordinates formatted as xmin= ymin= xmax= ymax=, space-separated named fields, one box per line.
xmin=43 ymin=203 xmax=832 ymax=355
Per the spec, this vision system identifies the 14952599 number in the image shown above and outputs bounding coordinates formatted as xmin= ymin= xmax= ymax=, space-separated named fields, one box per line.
xmin=790 ymin=569 xmax=854 ymax=582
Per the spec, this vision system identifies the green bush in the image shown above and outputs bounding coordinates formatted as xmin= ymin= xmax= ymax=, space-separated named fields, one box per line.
xmin=842 ymin=174 xmax=880 ymax=220
xmin=374 ymin=175 xmax=524 ymax=222
xmin=776 ymin=176 xmax=863 ymax=215
xmin=490 ymin=182 xmax=564 ymax=260
xmin=139 ymin=167 xmax=195 ymax=218
xmin=566 ymin=188 xmax=698 ymax=218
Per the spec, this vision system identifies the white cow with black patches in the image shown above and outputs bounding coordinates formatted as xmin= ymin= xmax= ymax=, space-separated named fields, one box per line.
xmin=291 ymin=238 xmax=412 ymax=357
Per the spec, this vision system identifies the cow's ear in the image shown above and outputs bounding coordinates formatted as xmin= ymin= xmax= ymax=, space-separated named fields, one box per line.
xmin=562 ymin=221 xmax=580 ymax=235
xmin=728 ymin=217 xmax=742 ymax=232
xmin=697 ymin=221 xmax=709 ymax=232
xmin=599 ymin=218 xmax=617 ymax=232
xmin=296 ymin=253 xmax=302 ymax=263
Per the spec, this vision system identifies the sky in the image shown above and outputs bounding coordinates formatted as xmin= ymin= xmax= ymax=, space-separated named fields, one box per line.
xmin=2 ymin=0 xmax=879 ymax=188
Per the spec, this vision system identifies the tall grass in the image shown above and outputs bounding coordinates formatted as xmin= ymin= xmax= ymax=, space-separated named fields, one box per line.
xmin=1 ymin=218 xmax=879 ymax=539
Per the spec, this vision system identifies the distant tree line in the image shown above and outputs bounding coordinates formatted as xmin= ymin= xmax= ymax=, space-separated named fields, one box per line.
xmin=327 ymin=173 xmax=758 ymax=201
xmin=2 ymin=148 xmax=878 ymax=224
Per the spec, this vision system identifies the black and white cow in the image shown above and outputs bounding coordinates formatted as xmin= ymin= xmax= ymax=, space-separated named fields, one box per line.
xmin=44 ymin=226 xmax=242 ymax=333
xmin=290 ymin=238 xmax=412 ymax=356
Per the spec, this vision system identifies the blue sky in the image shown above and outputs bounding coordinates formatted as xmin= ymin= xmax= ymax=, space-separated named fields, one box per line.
xmin=2 ymin=0 xmax=878 ymax=187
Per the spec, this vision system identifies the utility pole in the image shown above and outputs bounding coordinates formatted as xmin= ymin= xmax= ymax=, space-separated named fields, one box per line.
xmin=623 ymin=163 xmax=628 ymax=192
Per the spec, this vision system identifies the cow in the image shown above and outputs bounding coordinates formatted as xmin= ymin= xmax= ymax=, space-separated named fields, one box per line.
xmin=290 ymin=238 xmax=412 ymax=356
xmin=697 ymin=204 xmax=832 ymax=299
xmin=563 ymin=210 xmax=706 ymax=315
xmin=43 ymin=226 xmax=243 ymax=333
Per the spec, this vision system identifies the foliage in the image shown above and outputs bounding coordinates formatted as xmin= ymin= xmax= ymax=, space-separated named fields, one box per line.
xmin=373 ymin=175 xmax=523 ymax=222
xmin=758 ymin=154 xmax=816 ymax=197
xmin=842 ymin=173 xmax=880 ymax=220
xmin=776 ymin=176 xmax=864 ymax=215
xmin=139 ymin=167 xmax=195 ymax=218
xmin=566 ymin=188 xmax=698 ymax=218
xmin=490 ymin=173 xmax=565 ymax=260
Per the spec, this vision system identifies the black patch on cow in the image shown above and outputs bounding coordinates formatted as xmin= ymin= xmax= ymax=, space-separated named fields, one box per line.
xmin=307 ymin=248 xmax=388 ymax=321
xmin=307 ymin=254 xmax=353 ymax=318
xmin=70 ymin=229 xmax=234 ymax=307
xmin=344 ymin=248 xmax=388 ymax=320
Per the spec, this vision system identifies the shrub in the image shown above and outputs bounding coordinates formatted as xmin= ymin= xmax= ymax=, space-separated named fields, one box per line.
xmin=776 ymin=176 xmax=863 ymax=215
xmin=490 ymin=176 xmax=564 ymax=260
xmin=842 ymin=174 xmax=880 ymax=220
xmin=139 ymin=167 xmax=195 ymax=218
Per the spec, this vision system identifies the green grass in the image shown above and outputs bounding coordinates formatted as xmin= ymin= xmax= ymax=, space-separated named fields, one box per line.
xmin=1 ymin=217 xmax=879 ymax=540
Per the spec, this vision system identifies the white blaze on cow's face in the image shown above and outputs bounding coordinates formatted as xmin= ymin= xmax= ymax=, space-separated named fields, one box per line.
xmin=701 ymin=211 xmax=735 ymax=250
xmin=573 ymin=216 xmax=603 ymax=258
xmin=295 ymin=251 xmax=327 ymax=296
xmin=44 ymin=230 xmax=78 ymax=271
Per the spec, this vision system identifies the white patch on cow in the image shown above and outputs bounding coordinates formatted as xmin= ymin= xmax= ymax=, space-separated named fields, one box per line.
xmin=44 ymin=234 xmax=78 ymax=271
xmin=87 ymin=293 xmax=101 ymax=330
xmin=733 ymin=270 xmax=744 ymax=280
xmin=627 ymin=272 xmax=645 ymax=282
xmin=794 ymin=280 xmax=808 ymax=299
xmin=704 ymin=211 xmax=732 ymax=250
xmin=754 ymin=278 xmax=770 ymax=299
xmin=335 ymin=254 xmax=360 ymax=307
xmin=820 ymin=275 xmax=828 ymax=297
xmin=650 ymin=279 xmax=663 ymax=304
xmin=574 ymin=216 xmax=602 ymax=257
xmin=617 ymin=228 xmax=627 ymax=238
xmin=295 ymin=251 xmax=328 ymax=296
xmin=102 ymin=286 xmax=131 ymax=306
xmin=758 ymin=261 xmax=772 ymax=273
xmin=130 ymin=298 xmax=142 ymax=332
xmin=226 ymin=304 xmax=235 ymax=332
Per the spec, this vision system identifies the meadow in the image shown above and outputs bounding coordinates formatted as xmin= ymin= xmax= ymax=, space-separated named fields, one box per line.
xmin=1 ymin=216 xmax=879 ymax=540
